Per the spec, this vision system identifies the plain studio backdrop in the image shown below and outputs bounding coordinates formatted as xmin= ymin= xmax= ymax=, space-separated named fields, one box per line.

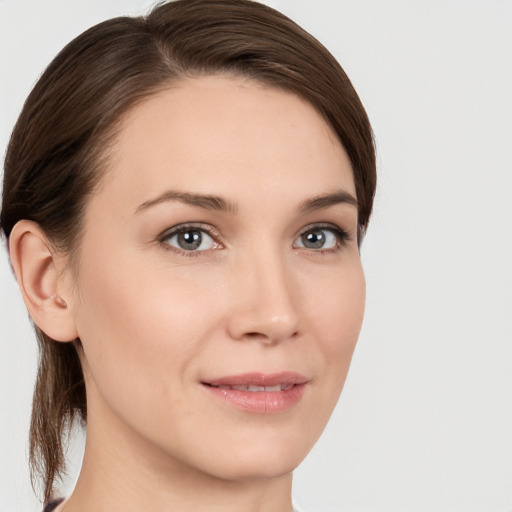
xmin=1 ymin=1 xmax=511 ymax=511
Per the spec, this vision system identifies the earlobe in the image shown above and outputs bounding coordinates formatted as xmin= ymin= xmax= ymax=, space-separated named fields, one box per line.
xmin=8 ymin=220 xmax=78 ymax=342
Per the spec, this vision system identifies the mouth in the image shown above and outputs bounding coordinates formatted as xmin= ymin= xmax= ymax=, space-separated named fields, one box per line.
xmin=201 ymin=372 xmax=308 ymax=414
xmin=207 ymin=383 xmax=294 ymax=392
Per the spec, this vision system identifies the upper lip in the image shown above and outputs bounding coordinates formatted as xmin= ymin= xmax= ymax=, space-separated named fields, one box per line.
xmin=203 ymin=371 xmax=309 ymax=387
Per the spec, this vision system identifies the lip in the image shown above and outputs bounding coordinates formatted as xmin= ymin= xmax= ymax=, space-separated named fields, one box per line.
xmin=201 ymin=372 xmax=308 ymax=414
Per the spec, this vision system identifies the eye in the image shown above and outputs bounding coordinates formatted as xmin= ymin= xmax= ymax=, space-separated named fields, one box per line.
xmin=294 ymin=225 xmax=348 ymax=251
xmin=160 ymin=225 xmax=220 ymax=253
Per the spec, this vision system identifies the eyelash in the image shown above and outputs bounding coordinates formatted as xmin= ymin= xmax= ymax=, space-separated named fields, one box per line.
xmin=159 ymin=223 xmax=221 ymax=257
xmin=158 ymin=222 xmax=351 ymax=257
xmin=297 ymin=223 xmax=351 ymax=254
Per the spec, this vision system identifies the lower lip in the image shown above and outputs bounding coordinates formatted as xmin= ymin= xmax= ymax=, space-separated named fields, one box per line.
xmin=203 ymin=383 xmax=307 ymax=414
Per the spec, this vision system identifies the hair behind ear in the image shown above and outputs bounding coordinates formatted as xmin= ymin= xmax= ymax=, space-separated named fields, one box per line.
xmin=30 ymin=333 xmax=86 ymax=501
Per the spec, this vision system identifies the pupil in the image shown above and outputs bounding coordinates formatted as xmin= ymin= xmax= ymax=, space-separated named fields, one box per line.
xmin=178 ymin=230 xmax=202 ymax=250
xmin=303 ymin=230 xmax=325 ymax=249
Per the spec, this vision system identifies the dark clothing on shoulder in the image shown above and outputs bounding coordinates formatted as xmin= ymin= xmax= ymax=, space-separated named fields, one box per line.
xmin=43 ymin=498 xmax=64 ymax=512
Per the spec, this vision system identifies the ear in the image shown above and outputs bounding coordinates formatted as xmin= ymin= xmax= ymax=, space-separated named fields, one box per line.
xmin=8 ymin=220 xmax=78 ymax=342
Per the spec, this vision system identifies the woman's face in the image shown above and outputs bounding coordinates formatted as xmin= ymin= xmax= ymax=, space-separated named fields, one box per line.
xmin=69 ymin=75 xmax=365 ymax=481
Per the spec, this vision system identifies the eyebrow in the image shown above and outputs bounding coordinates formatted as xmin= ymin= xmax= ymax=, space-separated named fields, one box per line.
xmin=135 ymin=188 xmax=357 ymax=215
xmin=298 ymin=189 xmax=358 ymax=213
xmin=135 ymin=190 xmax=238 ymax=214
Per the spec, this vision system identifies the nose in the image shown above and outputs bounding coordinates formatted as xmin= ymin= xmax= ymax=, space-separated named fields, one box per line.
xmin=226 ymin=248 xmax=300 ymax=344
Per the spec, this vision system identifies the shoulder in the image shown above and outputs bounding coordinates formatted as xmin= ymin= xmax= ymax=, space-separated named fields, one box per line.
xmin=42 ymin=498 xmax=65 ymax=512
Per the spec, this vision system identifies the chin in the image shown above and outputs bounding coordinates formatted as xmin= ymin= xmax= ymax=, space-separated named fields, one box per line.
xmin=211 ymin=457 xmax=300 ymax=483
xmin=191 ymin=430 xmax=314 ymax=482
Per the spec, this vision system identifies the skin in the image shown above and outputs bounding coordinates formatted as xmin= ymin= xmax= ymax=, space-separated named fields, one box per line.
xmin=12 ymin=75 xmax=366 ymax=512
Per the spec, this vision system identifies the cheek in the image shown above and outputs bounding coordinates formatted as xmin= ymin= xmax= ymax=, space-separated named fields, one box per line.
xmin=309 ymin=257 xmax=365 ymax=339
xmin=71 ymin=249 xmax=215 ymax=421
xmin=306 ymin=260 xmax=366 ymax=389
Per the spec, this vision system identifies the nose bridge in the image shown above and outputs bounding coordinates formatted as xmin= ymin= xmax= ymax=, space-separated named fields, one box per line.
xmin=228 ymin=242 xmax=300 ymax=343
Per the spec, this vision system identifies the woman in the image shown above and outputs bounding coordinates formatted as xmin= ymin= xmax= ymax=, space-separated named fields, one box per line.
xmin=0 ymin=0 xmax=376 ymax=510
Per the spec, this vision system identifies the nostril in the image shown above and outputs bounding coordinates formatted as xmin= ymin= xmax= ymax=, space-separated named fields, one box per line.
xmin=244 ymin=332 xmax=272 ymax=342
xmin=241 ymin=329 xmax=299 ymax=344
xmin=226 ymin=290 xmax=300 ymax=343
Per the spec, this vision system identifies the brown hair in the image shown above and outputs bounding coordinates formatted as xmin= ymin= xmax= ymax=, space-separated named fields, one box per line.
xmin=0 ymin=0 xmax=376 ymax=502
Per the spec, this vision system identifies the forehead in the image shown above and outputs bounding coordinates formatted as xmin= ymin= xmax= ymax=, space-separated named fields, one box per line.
xmin=99 ymin=75 xmax=355 ymax=213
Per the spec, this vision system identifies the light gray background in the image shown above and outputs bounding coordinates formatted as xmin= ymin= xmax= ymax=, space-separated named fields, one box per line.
xmin=1 ymin=1 xmax=511 ymax=511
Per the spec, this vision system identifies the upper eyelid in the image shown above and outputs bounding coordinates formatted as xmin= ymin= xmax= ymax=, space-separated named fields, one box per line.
xmin=159 ymin=222 xmax=220 ymax=240
xmin=299 ymin=222 xmax=341 ymax=231
xmin=297 ymin=222 xmax=350 ymax=237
